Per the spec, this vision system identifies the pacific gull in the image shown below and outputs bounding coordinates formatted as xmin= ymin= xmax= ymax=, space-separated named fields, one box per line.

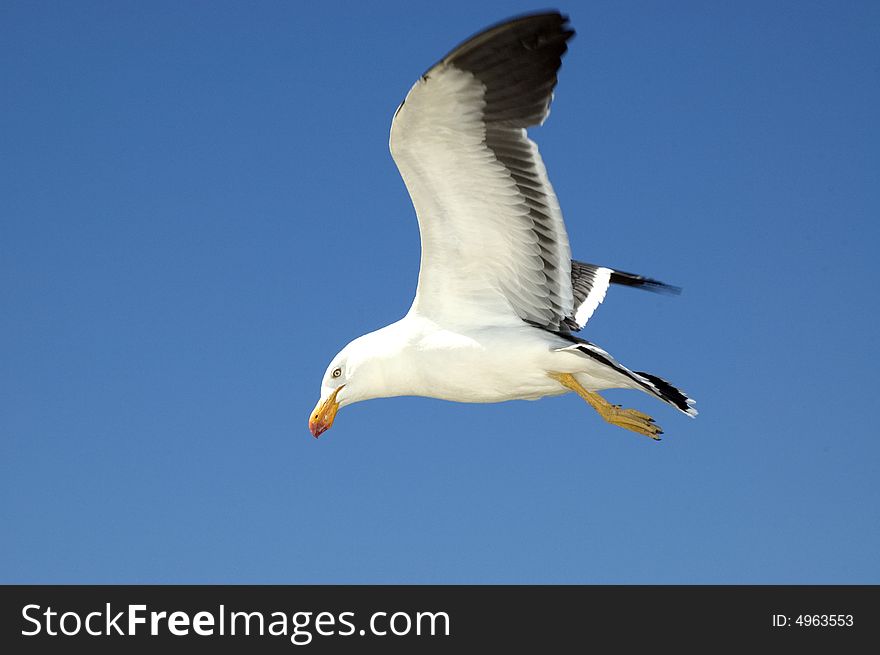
xmin=309 ymin=12 xmax=696 ymax=440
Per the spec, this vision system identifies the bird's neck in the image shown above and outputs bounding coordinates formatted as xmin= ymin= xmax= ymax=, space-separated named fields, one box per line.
xmin=355 ymin=318 xmax=424 ymax=400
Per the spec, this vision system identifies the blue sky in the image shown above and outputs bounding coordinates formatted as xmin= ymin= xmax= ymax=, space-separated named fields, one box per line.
xmin=2 ymin=1 xmax=878 ymax=583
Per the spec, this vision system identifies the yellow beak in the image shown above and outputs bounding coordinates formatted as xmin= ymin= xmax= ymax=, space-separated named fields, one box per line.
xmin=309 ymin=386 xmax=343 ymax=438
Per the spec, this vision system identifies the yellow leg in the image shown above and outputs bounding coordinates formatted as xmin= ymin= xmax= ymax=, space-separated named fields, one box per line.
xmin=549 ymin=372 xmax=663 ymax=440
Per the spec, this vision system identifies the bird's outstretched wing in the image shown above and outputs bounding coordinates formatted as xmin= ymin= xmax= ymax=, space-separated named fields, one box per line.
xmin=566 ymin=261 xmax=682 ymax=330
xmin=390 ymin=12 xmax=576 ymax=331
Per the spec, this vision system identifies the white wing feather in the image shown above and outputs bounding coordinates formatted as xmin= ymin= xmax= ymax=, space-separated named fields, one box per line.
xmin=390 ymin=63 xmax=573 ymax=329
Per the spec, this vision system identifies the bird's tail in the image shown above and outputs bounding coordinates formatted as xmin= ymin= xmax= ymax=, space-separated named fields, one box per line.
xmin=556 ymin=335 xmax=698 ymax=417
xmin=633 ymin=371 xmax=698 ymax=417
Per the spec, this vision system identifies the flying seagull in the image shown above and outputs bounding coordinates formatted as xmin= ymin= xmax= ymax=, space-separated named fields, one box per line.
xmin=310 ymin=12 xmax=696 ymax=440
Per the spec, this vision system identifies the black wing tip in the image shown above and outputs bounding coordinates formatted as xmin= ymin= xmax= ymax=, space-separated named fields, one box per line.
xmin=441 ymin=10 xmax=575 ymax=68
xmin=467 ymin=10 xmax=573 ymax=36
xmin=412 ymin=11 xmax=576 ymax=129
xmin=609 ymin=270 xmax=682 ymax=296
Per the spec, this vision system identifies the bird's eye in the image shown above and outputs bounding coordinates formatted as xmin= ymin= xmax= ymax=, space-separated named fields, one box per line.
xmin=332 ymin=367 xmax=342 ymax=379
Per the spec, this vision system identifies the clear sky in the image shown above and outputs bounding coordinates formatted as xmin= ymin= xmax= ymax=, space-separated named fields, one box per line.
xmin=2 ymin=1 xmax=879 ymax=583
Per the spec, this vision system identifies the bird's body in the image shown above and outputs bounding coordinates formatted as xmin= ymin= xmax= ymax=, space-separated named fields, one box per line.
xmin=310 ymin=12 xmax=696 ymax=439
xmin=341 ymin=316 xmax=645 ymax=404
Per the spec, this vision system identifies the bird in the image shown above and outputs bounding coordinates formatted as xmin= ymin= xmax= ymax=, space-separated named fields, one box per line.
xmin=309 ymin=11 xmax=696 ymax=441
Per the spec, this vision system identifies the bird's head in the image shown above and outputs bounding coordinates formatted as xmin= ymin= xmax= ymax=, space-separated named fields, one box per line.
xmin=309 ymin=332 xmax=395 ymax=438
xmin=309 ymin=348 xmax=354 ymax=438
